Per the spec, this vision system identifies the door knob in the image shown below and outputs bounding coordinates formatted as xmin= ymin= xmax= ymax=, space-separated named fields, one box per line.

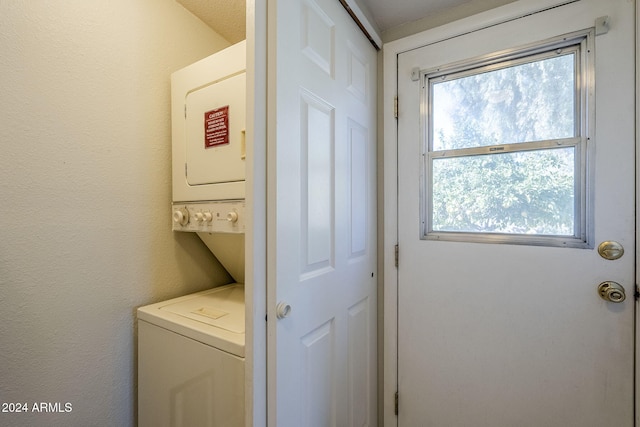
xmin=276 ymin=302 xmax=292 ymax=319
xmin=597 ymin=281 xmax=626 ymax=303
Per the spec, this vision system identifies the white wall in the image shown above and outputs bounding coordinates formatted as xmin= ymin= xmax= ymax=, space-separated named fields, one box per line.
xmin=0 ymin=1 xmax=232 ymax=425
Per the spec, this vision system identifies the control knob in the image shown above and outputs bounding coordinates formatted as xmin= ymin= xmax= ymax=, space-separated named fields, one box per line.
xmin=227 ymin=211 xmax=239 ymax=223
xmin=173 ymin=207 xmax=189 ymax=226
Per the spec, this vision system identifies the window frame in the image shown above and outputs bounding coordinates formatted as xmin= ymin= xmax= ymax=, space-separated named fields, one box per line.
xmin=419 ymin=29 xmax=595 ymax=248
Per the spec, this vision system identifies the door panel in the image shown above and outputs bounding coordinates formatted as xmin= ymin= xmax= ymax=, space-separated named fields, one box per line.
xmin=397 ymin=1 xmax=634 ymax=425
xmin=268 ymin=0 xmax=377 ymax=425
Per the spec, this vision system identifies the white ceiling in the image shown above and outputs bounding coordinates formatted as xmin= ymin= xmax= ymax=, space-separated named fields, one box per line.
xmin=362 ymin=0 xmax=472 ymax=31
xmin=176 ymin=0 xmax=506 ymax=44
xmin=176 ymin=0 xmax=246 ymax=44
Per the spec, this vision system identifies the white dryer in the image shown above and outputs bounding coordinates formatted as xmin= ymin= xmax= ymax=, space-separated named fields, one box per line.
xmin=137 ymin=283 xmax=245 ymax=427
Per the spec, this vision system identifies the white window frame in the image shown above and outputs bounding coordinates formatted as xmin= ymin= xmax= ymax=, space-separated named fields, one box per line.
xmin=420 ymin=29 xmax=595 ymax=248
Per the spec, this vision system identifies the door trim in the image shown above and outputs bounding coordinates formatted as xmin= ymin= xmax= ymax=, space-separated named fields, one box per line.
xmin=382 ymin=0 xmax=636 ymax=425
xmin=635 ymin=0 xmax=639 ymax=424
xmin=245 ymin=1 xmax=268 ymax=426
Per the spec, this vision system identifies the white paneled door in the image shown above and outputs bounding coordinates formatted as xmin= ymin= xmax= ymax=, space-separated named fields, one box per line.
xmin=396 ymin=0 xmax=635 ymax=425
xmin=267 ymin=0 xmax=377 ymax=425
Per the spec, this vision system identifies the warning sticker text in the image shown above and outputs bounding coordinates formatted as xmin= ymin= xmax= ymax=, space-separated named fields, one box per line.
xmin=204 ymin=106 xmax=229 ymax=148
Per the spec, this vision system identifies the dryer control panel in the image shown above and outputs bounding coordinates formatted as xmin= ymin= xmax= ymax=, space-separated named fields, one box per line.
xmin=172 ymin=200 xmax=245 ymax=233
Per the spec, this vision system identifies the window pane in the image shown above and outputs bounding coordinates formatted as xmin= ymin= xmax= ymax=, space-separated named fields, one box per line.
xmin=432 ymin=53 xmax=575 ymax=151
xmin=431 ymin=148 xmax=575 ymax=235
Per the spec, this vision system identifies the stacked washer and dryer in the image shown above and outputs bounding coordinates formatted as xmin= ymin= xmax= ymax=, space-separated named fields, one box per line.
xmin=137 ymin=41 xmax=247 ymax=427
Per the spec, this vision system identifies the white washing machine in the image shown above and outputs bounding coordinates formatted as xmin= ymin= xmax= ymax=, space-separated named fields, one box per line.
xmin=137 ymin=283 xmax=245 ymax=427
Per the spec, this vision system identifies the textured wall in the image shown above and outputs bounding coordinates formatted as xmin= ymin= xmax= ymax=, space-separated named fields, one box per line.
xmin=0 ymin=1 xmax=232 ymax=425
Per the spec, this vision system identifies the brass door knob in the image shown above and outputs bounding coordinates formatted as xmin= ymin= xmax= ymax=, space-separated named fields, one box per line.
xmin=597 ymin=281 xmax=626 ymax=303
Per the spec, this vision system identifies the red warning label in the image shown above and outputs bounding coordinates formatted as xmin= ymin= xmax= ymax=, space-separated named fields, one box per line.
xmin=204 ymin=106 xmax=229 ymax=148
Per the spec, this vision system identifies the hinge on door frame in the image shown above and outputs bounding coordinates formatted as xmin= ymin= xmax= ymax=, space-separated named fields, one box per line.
xmin=394 ymin=96 xmax=398 ymax=119
xmin=395 ymin=391 xmax=399 ymax=415
xmin=634 ymin=284 xmax=639 ymax=300
xmin=394 ymin=244 xmax=399 ymax=268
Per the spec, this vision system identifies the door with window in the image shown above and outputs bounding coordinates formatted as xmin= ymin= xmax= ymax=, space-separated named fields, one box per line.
xmin=396 ymin=0 xmax=635 ymax=425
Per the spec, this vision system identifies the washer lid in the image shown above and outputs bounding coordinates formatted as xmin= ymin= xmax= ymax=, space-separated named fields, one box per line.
xmin=159 ymin=284 xmax=244 ymax=334
xmin=137 ymin=283 xmax=245 ymax=357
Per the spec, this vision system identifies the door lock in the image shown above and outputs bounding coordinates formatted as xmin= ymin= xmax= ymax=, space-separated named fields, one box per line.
xmin=597 ymin=281 xmax=626 ymax=303
xmin=598 ymin=241 xmax=624 ymax=260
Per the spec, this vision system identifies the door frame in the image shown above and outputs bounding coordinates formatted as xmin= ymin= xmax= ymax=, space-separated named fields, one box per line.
xmin=381 ymin=0 xmax=639 ymax=425
xmin=245 ymin=1 xmax=268 ymax=426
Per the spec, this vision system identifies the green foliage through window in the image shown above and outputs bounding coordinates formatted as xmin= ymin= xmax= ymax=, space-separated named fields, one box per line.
xmin=432 ymin=148 xmax=574 ymax=235
xmin=423 ymin=36 xmax=590 ymax=243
